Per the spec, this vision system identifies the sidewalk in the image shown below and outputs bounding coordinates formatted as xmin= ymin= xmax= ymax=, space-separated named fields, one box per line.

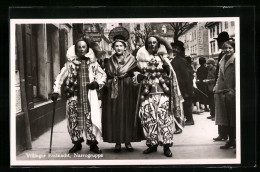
xmin=16 ymin=111 xmax=236 ymax=160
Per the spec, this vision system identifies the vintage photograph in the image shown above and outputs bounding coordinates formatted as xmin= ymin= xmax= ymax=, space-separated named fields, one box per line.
xmin=10 ymin=17 xmax=240 ymax=166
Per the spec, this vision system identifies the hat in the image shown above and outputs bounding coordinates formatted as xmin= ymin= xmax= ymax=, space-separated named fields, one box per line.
xmin=171 ymin=40 xmax=185 ymax=51
xmin=109 ymin=26 xmax=129 ymax=42
xmin=185 ymin=56 xmax=192 ymax=64
xmin=213 ymin=32 xmax=230 ymax=42
xmin=206 ymin=58 xmax=215 ymax=65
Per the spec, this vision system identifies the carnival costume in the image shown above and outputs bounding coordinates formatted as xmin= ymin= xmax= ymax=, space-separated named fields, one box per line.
xmin=53 ymin=45 xmax=106 ymax=153
xmin=135 ymin=42 xmax=184 ymax=156
xmin=102 ymin=27 xmax=144 ymax=152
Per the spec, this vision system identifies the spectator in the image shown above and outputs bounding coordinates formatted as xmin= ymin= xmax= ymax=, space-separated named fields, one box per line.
xmin=170 ymin=41 xmax=194 ymax=128
xmin=203 ymin=58 xmax=216 ymax=120
xmin=214 ymin=40 xmax=236 ymax=149
xmin=196 ymin=57 xmax=210 ymax=112
xmin=212 ymin=32 xmax=233 ymax=141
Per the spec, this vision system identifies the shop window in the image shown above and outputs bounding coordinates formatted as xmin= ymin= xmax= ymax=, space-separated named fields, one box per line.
xmin=212 ymin=27 xmax=215 ymax=38
xmin=217 ymin=24 xmax=219 ymax=35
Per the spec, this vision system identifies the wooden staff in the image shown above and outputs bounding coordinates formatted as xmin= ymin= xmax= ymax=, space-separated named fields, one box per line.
xmin=49 ymin=100 xmax=56 ymax=153
xmin=134 ymin=82 xmax=143 ymax=127
xmin=194 ymin=87 xmax=208 ymax=98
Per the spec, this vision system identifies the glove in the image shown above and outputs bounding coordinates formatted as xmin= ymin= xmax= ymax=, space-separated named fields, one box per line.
xmin=137 ymin=74 xmax=147 ymax=83
xmin=162 ymin=64 xmax=170 ymax=75
xmin=51 ymin=93 xmax=59 ymax=101
xmin=87 ymin=81 xmax=99 ymax=90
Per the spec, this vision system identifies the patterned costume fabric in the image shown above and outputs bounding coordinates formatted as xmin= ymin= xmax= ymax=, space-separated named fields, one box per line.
xmin=136 ymin=45 xmax=183 ymax=147
xmin=139 ymin=94 xmax=174 ymax=146
xmin=66 ymin=99 xmax=96 ymax=143
xmin=65 ymin=59 xmax=97 ymax=143
xmin=77 ymin=59 xmax=90 ymax=130
xmin=53 ymin=47 xmax=107 ymax=144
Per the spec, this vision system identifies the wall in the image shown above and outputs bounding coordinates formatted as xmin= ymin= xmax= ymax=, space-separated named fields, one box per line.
xmin=16 ymin=23 xmax=73 ymax=154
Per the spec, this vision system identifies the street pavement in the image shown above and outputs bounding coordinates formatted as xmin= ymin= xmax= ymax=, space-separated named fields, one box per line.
xmin=16 ymin=111 xmax=236 ymax=162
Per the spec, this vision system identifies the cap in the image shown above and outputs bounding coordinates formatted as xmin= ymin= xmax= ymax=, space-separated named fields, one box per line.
xmin=206 ymin=58 xmax=215 ymax=65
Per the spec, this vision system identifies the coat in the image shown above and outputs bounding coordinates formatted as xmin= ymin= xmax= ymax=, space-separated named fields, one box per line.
xmin=171 ymin=55 xmax=193 ymax=99
xmin=214 ymin=53 xmax=236 ymax=127
xmin=102 ymin=53 xmax=144 ymax=143
xmin=53 ymin=46 xmax=107 ymax=138
xmin=206 ymin=66 xmax=216 ymax=92
xmin=196 ymin=65 xmax=209 ymax=104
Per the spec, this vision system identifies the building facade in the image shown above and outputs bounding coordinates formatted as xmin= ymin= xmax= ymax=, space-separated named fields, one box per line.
xmin=205 ymin=21 xmax=235 ymax=59
xmin=15 ymin=24 xmax=73 ymax=154
xmin=179 ymin=22 xmax=209 ymax=69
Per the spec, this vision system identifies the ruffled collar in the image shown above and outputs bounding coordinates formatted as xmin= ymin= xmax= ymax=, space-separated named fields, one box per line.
xmin=66 ymin=45 xmax=96 ymax=63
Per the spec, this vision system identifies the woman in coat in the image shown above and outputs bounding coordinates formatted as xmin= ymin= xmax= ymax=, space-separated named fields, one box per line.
xmin=214 ymin=40 xmax=236 ymax=149
xmin=102 ymin=27 xmax=143 ymax=152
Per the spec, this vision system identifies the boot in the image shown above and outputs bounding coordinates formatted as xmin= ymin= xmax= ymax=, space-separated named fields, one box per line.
xmin=69 ymin=143 xmax=82 ymax=153
xmin=114 ymin=143 xmax=121 ymax=153
xmin=185 ymin=119 xmax=194 ymax=126
xmin=174 ymin=128 xmax=182 ymax=134
xmin=220 ymin=141 xmax=236 ymax=149
xmin=90 ymin=144 xmax=102 ymax=154
xmin=213 ymin=135 xmax=228 ymax=141
xmin=87 ymin=140 xmax=102 ymax=154
xmin=163 ymin=145 xmax=172 ymax=157
xmin=125 ymin=143 xmax=134 ymax=152
xmin=143 ymin=145 xmax=158 ymax=154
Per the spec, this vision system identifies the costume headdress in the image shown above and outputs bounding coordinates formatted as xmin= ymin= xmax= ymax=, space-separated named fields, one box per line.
xmin=109 ymin=26 xmax=129 ymax=46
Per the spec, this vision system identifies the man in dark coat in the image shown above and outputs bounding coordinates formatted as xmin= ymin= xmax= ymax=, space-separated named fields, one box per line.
xmin=212 ymin=31 xmax=233 ymax=141
xmin=170 ymin=40 xmax=194 ymax=135
xmin=196 ymin=57 xmax=209 ymax=111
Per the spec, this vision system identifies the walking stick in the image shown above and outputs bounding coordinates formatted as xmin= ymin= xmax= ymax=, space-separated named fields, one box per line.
xmin=134 ymin=82 xmax=143 ymax=127
xmin=49 ymin=100 xmax=56 ymax=153
xmin=194 ymin=87 xmax=208 ymax=98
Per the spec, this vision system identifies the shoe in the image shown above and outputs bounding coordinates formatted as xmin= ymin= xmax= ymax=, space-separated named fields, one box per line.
xmin=163 ymin=146 xmax=172 ymax=157
xmin=90 ymin=145 xmax=102 ymax=153
xmin=213 ymin=135 xmax=228 ymax=141
xmin=69 ymin=143 xmax=82 ymax=153
xmin=114 ymin=143 xmax=121 ymax=153
xmin=174 ymin=128 xmax=182 ymax=134
xmin=220 ymin=141 xmax=236 ymax=149
xmin=143 ymin=146 xmax=157 ymax=154
xmin=211 ymin=117 xmax=215 ymax=121
xmin=125 ymin=143 xmax=134 ymax=152
xmin=185 ymin=120 xmax=194 ymax=126
xmin=207 ymin=116 xmax=214 ymax=119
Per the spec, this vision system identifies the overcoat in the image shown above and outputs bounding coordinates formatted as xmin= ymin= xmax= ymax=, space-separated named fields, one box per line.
xmin=214 ymin=53 xmax=236 ymax=127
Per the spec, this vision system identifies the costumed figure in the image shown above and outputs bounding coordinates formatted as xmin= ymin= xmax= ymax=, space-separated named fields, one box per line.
xmin=51 ymin=39 xmax=107 ymax=153
xmin=134 ymin=36 xmax=184 ymax=157
xmin=102 ymin=27 xmax=144 ymax=152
